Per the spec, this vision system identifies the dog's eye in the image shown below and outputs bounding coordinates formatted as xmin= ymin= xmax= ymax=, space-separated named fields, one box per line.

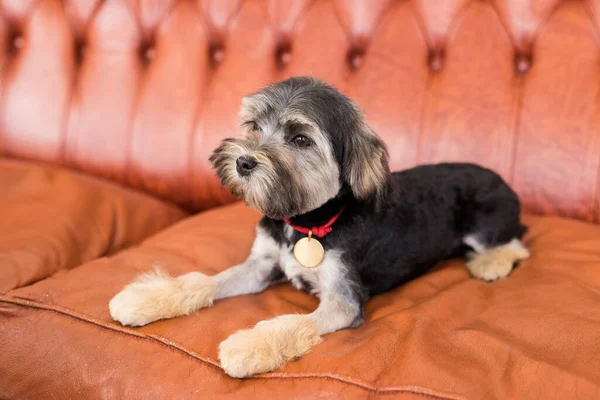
xmin=251 ymin=122 xmax=261 ymax=132
xmin=291 ymin=135 xmax=310 ymax=147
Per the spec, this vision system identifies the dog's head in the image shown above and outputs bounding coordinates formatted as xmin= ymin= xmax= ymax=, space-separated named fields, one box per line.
xmin=209 ymin=76 xmax=390 ymax=219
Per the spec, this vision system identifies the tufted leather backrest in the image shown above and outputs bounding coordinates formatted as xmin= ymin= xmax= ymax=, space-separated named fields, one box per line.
xmin=0 ymin=0 xmax=598 ymax=223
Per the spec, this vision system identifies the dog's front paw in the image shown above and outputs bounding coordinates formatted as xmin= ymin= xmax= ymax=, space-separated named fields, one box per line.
xmin=109 ymin=269 xmax=216 ymax=326
xmin=218 ymin=315 xmax=322 ymax=378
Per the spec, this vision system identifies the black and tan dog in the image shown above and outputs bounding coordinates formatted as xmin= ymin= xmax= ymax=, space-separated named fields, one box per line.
xmin=109 ymin=77 xmax=529 ymax=378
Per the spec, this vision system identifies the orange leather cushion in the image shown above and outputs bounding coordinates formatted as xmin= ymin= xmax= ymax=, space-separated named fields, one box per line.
xmin=1 ymin=202 xmax=599 ymax=398
xmin=0 ymin=159 xmax=187 ymax=292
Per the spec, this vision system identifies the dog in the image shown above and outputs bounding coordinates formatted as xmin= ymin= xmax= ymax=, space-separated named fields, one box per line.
xmin=109 ymin=76 xmax=529 ymax=378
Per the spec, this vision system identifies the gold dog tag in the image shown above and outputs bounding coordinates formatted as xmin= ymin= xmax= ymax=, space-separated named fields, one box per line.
xmin=293 ymin=231 xmax=325 ymax=268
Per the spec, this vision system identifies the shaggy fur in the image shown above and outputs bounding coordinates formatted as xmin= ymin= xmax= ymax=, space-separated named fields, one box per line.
xmin=109 ymin=268 xmax=215 ymax=327
xmin=219 ymin=315 xmax=322 ymax=378
xmin=110 ymin=76 xmax=529 ymax=378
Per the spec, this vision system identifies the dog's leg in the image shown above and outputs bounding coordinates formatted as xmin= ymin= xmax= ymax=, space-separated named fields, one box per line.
xmin=218 ymin=251 xmax=362 ymax=378
xmin=464 ymin=236 xmax=530 ymax=281
xmin=109 ymin=226 xmax=281 ymax=326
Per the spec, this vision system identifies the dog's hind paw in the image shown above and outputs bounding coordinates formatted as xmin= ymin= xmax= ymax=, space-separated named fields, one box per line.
xmin=219 ymin=315 xmax=322 ymax=378
xmin=466 ymin=239 xmax=530 ymax=282
xmin=109 ymin=268 xmax=216 ymax=326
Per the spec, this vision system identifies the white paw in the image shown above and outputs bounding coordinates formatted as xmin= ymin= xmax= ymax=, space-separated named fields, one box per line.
xmin=467 ymin=257 xmax=514 ymax=281
xmin=219 ymin=315 xmax=322 ymax=378
xmin=467 ymin=239 xmax=530 ymax=282
xmin=109 ymin=269 xmax=215 ymax=326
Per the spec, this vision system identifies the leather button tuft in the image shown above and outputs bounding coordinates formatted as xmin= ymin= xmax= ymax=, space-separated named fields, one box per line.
xmin=347 ymin=49 xmax=364 ymax=71
xmin=74 ymin=39 xmax=86 ymax=65
xmin=144 ymin=47 xmax=156 ymax=61
xmin=515 ymin=53 xmax=531 ymax=74
xmin=7 ymin=31 xmax=24 ymax=56
xmin=210 ymin=44 xmax=225 ymax=65
xmin=12 ymin=35 xmax=24 ymax=49
xmin=280 ymin=51 xmax=292 ymax=65
xmin=139 ymin=40 xmax=156 ymax=64
xmin=276 ymin=43 xmax=292 ymax=67
xmin=428 ymin=51 xmax=444 ymax=72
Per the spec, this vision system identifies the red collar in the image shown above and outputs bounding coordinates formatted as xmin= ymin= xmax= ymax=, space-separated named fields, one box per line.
xmin=284 ymin=208 xmax=344 ymax=238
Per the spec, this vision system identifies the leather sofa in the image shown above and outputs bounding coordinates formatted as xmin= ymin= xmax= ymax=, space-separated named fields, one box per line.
xmin=1 ymin=1 xmax=599 ymax=398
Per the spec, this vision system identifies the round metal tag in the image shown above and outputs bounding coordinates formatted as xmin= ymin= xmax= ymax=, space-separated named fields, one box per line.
xmin=293 ymin=237 xmax=325 ymax=268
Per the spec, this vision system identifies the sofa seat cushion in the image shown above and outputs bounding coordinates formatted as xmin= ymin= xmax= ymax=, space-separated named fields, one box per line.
xmin=0 ymin=159 xmax=187 ymax=292
xmin=1 ymin=202 xmax=599 ymax=399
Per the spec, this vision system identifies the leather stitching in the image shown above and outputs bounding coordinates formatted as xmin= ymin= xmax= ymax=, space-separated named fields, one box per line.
xmin=0 ymin=295 xmax=466 ymax=400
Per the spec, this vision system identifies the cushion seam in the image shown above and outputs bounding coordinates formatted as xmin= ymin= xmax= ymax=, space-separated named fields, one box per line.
xmin=0 ymin=296 xmax=465 ymax=400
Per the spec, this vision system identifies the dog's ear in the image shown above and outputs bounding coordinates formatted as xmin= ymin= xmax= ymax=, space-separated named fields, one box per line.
xmin=343 ymin=122 xmax=390 ymax=205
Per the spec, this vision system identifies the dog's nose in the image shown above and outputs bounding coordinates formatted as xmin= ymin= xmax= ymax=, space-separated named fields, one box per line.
xmin=236 ymin=156 xmax=257 ymax=176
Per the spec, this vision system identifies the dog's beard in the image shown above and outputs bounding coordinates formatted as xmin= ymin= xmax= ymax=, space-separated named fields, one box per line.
xmin=209 ymin=138 xmax=250 ymax=199
xmin=210 ymin=138 xmax=340 ymax=219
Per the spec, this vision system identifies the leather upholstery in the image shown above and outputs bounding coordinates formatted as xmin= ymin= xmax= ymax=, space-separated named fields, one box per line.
xmin=1 ymin=1 xmax=600 ymax=398
xmin=0 ymin=0 xmax=597 ymax=222
xmin=0 ymin=159 xmax=186 ymax=292
xmin=1 ymin=202 xmax=599 ymax=399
